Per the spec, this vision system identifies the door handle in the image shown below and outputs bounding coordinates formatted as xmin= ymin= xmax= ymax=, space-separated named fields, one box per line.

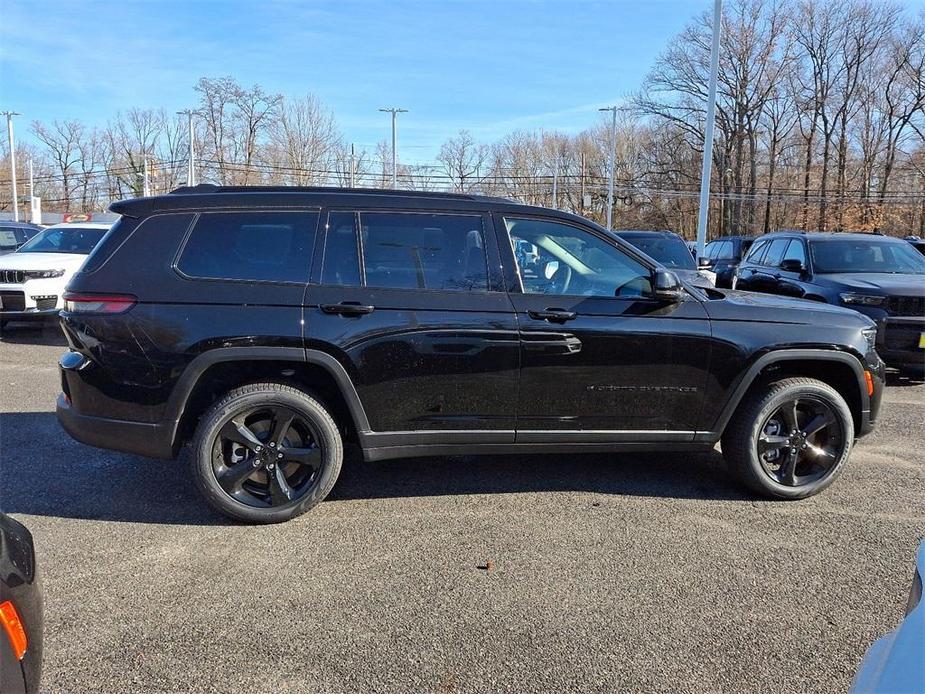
xmin=320 ymin=301 xmax=375 ymax=316
xmin=528 ymin=308 xmax=577 ymax=323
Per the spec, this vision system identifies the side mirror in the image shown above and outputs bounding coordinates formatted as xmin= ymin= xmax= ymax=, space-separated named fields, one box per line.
xmin=779 ymin=258 xmax=805 ymax=273
xmin=652 ymin=269 xmax=685 ymax=302
xmin=697 ymin=256 xmax=715 ymax=269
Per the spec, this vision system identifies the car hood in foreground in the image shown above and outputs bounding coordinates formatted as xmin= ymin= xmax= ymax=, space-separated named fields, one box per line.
xmin=702 ymin=288 xmax=875 ymax=328
xmin=0 ymin=252 xmax=88 ymax=271
xmin=816 ymin=273 xmax=925 ymax=295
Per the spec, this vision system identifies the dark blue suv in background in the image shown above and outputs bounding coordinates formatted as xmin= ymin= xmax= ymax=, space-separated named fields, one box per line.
xmin=734 ymin=232 xmax=925 ymax=375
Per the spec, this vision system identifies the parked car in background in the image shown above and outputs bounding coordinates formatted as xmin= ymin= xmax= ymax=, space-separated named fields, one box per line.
xmin=851 ymin=539 xmax=924 ymax=693
xmin=0 ymin=513 xmax=43 ymax=693
xmin=615 ymin=230 xmax=716 ymax=286
xmin=0 ymin=222 xmax=43 ymax=257
xmin=905 ymin=235 xmax=925 ymax=256
xmin=704 ymin=235 xmax=756 ymax=288
xmin=0 ymin=222 xmax=110 ymax=327
xmin=734 ymin=232 xmax=925 ymax=375
xmin=57 ymin=185 xmax=883 ymax=523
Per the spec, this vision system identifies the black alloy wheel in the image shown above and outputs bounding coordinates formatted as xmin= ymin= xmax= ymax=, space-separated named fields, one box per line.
xmin=191 ymin=382 xmax=343 ymax=523
xmin=213 ymin=405 xmax=323 ymax=508
xmin=755 ymin=396 xmax=846 ymax=487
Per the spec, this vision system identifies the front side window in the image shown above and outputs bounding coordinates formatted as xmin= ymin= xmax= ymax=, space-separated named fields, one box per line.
xmin=505 ymin=217 xmax=652 ymax=297
xmin=717 ymin=241 xmax=736 ymax=260
xmin=782 ymin=239 xmax=806 ymax=267
xmin=359 ymin=212 xmax=488 ymax=291
xmin=621 ymin=235 xmax=695 ymax=270
xmin=177 ymin=211 xmax=318 ymax=283
xmin=0 ymin=229 xmax=20 ymax=251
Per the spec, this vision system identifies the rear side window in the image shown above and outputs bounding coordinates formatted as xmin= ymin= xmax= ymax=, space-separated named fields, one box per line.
xmin=762 ymin=238 xmax=790 ymax=267
xmin=320 ymin=212 xmax=489 ymax=291
xmin=177 ymin=211 xmax=318 ymax=283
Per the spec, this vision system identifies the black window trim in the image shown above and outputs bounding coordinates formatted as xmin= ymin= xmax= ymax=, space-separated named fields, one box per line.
xmin=496 ymin=212 xmax=661 ymax=300
xmin=315 ymin=207 xmax=500 ymax=295
xmin=172 ymin=208 xmax=322 ymax=286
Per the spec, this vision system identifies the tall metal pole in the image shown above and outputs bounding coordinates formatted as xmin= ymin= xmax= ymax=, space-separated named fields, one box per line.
xmin=552 ymin=156 xmax=558 ymax=209
xmin=177 ymin=109 xmax=196 ymax=186
xmin=379 ymin=107 xmax=407 ymax=189
xmin=599 ymin=106 xmax=619 ymax=230
xmin=349 ymin=143 xmax=356 ymax=188
xmin=142 ymin=155 xmax=150 ymax=197
xmin=696 ymin=0 xmax=723 ymax=257
xmin=2 ymin=111 xmax=20 ymax=221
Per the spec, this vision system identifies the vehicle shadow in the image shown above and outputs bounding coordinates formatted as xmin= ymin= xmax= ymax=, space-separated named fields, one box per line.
xmin=0 ymin=322 xmax=67 ymax=346
xmin=0 ymin=411 xmax=748 ymax=526
xmin=885 ymin=370 xmax=925 ymax=388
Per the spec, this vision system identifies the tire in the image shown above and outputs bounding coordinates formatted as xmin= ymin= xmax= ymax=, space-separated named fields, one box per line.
xmin=190 ymin=382 xmax=343 ymax=523
xmin=721 ymin=377 xmax=854 ymax=500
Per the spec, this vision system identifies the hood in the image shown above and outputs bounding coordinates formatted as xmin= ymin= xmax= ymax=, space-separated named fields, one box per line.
xmin=0 ymin=252 xmax=89 ymax=271
xmin=815 ymin=273 xmax=925 ymax=295
xmin=704 ymin=288 xmax=875 ymax=328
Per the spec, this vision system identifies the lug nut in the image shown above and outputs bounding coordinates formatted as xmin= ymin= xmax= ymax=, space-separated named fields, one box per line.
xmin=268 ymin=463 xmax=275 ymax=470
xmin=255 ymin=445 xmax=262 ymax=452
xmin=277 ymin=453 xmax=283 ymax=459
xmin=269 ymin=442 xmax=276 ymax=448
xmin=252 ymin=459 xmax=260 ymax=467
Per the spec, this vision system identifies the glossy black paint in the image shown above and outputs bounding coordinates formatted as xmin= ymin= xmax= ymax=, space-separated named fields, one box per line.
xmin=58 ymin=186 xmax=884 ymax=463
xmin=0 ymin=513 xmax=42 ymax=694
xmin=704 ymin=235 xmax=755 ymax=288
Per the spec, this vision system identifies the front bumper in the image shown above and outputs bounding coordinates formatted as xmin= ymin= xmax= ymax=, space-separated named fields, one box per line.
xmin=876 ymin=317 xmax=925 ymax=370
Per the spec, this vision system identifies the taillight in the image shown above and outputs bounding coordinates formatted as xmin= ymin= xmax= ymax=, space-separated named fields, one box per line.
xmin=0 ymin=600 xmax=27 ymax=660
xmin=63 ymin=292 xmax=136 ymax=314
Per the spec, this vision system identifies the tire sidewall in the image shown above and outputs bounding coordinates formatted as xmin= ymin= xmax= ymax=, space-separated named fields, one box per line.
xmin=191 ymin=386 xmax=343 ymax=523
xmin=736 ymin=381 xmax=854 ymax=500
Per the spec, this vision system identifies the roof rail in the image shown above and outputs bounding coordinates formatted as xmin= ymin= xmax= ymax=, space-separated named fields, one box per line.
xmin=168 ymin=184 xmax=515 ymax=204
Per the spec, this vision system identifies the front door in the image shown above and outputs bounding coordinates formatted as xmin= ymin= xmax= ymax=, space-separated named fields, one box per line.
xmin=305 ymin=208 xmax=520 ymax=443
xmin=496 ymin=214 xmax=713 ymax=440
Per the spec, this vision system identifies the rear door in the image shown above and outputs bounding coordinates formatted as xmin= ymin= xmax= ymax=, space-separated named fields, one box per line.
xmin=496 ymin=213 xmax=712 ymax=439
xmin=305 ymin=208 xmax=519 ymax=441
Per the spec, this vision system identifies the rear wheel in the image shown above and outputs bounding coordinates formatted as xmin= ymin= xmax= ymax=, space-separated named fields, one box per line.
xmin=191 ymin=382 xmax=343 ymax=523
xmin=721 ymin=377 xmax=853 ymax=499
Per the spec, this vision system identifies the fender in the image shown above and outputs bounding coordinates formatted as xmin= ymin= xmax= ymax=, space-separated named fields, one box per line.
xmin=164 ymin=346 xmax=371 ymax=450
xmin=698 ymin=348 xmax=869 ymax=442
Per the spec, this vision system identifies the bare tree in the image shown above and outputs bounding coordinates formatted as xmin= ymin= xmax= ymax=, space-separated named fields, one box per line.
xmin=438 ymin=130 xmax=489 ymax=192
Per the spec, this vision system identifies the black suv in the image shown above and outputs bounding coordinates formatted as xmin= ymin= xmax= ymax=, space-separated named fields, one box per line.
xmin=704 ymin=235 xmax=755 ymax=288
xmin=57 ymin=186 xmax=884 ymax=523
xmin=734 ymin=232 xmax=925 ymax=375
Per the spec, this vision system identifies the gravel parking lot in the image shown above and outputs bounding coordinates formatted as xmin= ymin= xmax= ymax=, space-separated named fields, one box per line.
xmin=1 ymin=322 xmax=923 ymax=693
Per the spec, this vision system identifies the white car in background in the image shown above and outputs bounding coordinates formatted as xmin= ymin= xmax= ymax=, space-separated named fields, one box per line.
xmin=0 ymin=222 xmax=110 ymax=327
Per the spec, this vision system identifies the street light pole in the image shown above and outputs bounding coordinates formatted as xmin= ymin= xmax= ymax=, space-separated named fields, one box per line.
xmin=2 ymin=111 xmax=20 ymax=221
xmin=696 ymin=0 xmax=723 ymax=257
xmin=177 ymin=109 xmax=196 ymax=186
xmin=379 ymin=107 xmax=407 ymax=189
xmin=599 ymin=106 xmax=619 ymax=230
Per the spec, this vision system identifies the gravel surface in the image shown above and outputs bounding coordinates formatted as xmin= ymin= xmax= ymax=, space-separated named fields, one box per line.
xmin=2 ymin=323 xmax=923 ymax=693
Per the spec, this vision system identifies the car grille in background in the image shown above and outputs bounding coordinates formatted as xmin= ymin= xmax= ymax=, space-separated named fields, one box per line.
xmin=35 ymin=297 xmax=58 ymax=311
xmin=0 ymin=291 xmax=26 ymax=311
xmin=887 ymin=296 xmax=925 ymax=317
xmin=0 ymin=270 xmax=25 ymax=284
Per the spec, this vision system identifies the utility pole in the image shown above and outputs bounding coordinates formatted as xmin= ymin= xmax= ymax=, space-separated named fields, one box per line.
xmin=177 ymin=109 xmax=196 ymax=186
xmin=599 ymin=106 xmax=619 ymax=230
xmin=695 ymin=0 xmax=723 ymax=258
xmin=552 ymin=157 xmax=558 ymax=210
xmin=379 ymin=107 xmax=407 ymax=189
xmin=2 ymin=111 xmax=20 ymax=221
xmin=142 ymin=155 xmax=150 ymax=197
xmin=349 ymin=143 xmax=356 ymax=188
xmin=580 ymin=151 xmax=586 ymax=215
xmin=28 ymin=158 xmax=33 ymax=201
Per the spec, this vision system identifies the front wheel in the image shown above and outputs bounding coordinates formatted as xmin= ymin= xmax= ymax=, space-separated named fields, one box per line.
xmin=721 ymin=377 xmax=854 ymax=499
xmin=191 ymin=382 xmax=343 ymax=523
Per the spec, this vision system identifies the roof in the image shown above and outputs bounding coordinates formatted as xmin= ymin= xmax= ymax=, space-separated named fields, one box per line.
xmin=169 ymin=183 xmax=514 ymax=204
xmin=763 ymin=231 xmax=906 ymax=242
xmin=613 ymin=230 xmax=681 ymax=238
xmin=0 ymin=221 xmax=42 ymax=228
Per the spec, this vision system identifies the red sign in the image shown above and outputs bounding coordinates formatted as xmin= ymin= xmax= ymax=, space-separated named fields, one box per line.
xmin=63 ymin=213 xmax=92 ymax=223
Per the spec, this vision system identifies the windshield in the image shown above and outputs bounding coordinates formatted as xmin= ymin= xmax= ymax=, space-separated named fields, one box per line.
xmin=810 ymin=239 xmax=925 ymax=274
xmin=16 ymin=226 xmax=107 ymax=255
xmin=622 ymin=235 xmax=696 ymax=270
xmin=0 ymin=228 xmax=21 ymax=251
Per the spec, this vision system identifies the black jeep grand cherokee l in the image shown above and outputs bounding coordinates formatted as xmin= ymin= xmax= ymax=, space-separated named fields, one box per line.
xmin=56 ymin=186 xmax=885 ymax=523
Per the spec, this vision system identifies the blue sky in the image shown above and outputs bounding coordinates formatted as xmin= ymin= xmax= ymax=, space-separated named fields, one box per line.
xmin=2 ymin=0 xmax=919 ymax=162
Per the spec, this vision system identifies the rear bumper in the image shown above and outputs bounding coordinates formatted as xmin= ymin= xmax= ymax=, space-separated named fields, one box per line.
xmin=56 ymin=393 xmax=175 ymax=460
